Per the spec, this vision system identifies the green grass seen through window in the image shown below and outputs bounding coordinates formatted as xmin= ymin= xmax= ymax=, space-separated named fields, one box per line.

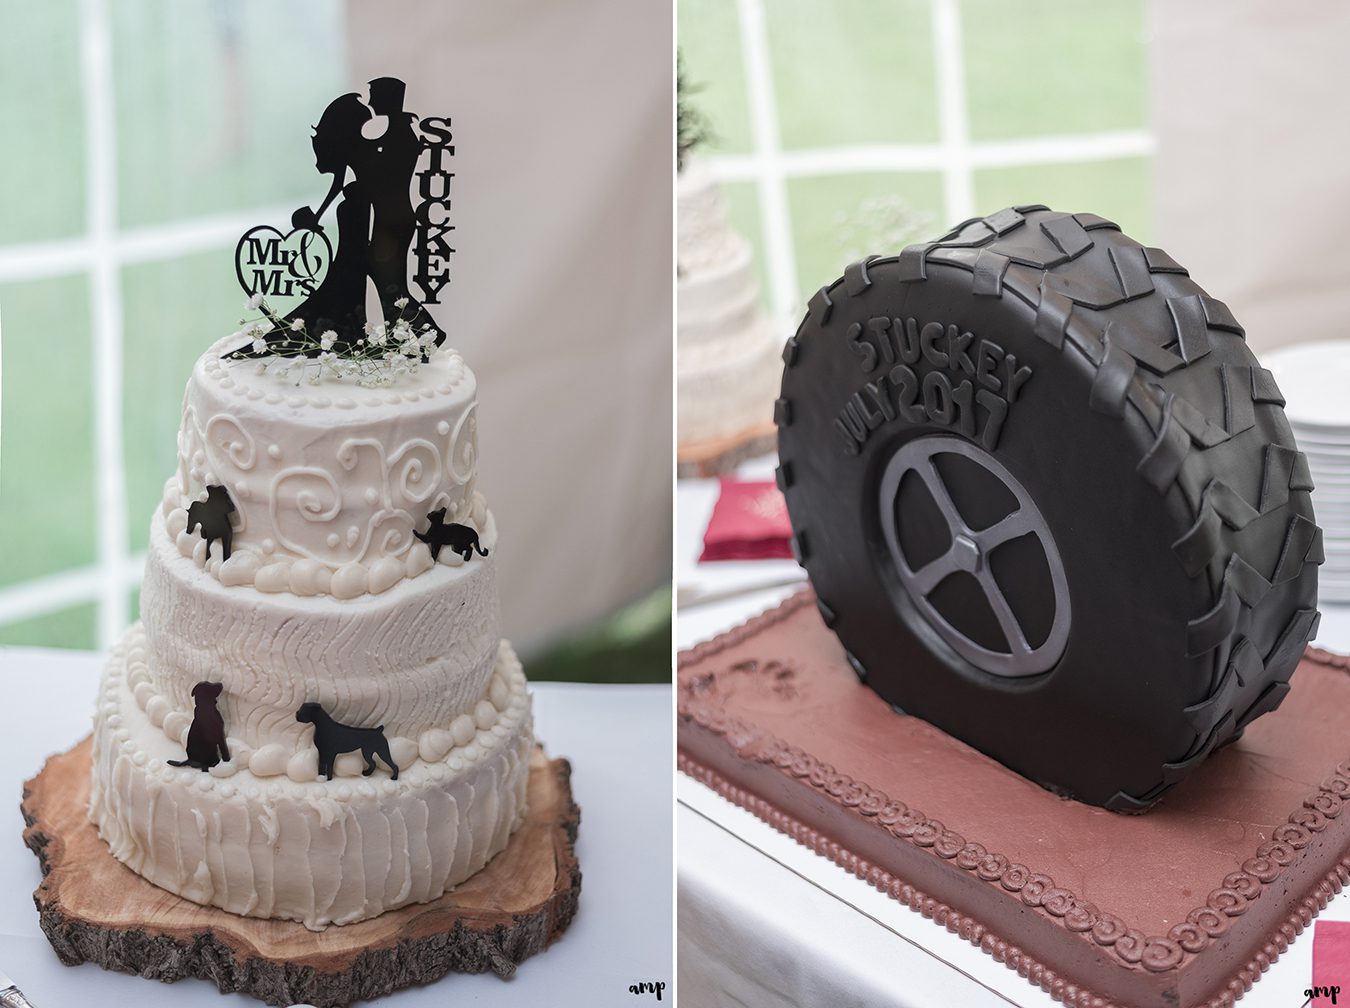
xmin=679 ymin=0 xmax=1151 ymax=313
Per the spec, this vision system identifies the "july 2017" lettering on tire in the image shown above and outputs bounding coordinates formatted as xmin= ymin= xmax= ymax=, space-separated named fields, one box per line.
xmin=834 ymin=316 xmax=1033 ymax=456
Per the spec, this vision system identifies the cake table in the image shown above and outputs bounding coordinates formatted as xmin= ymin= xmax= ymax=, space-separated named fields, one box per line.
xmin=676 ymin=420 xmax=780 ymax=479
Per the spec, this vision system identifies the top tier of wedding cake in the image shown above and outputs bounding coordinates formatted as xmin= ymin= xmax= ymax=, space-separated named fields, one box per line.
xmin=168 ymin=335 xmax=491 ymax=597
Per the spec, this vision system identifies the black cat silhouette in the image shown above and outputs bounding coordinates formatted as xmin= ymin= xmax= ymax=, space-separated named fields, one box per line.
xmin=296 ymin=702 xmax=399 ymax=781
xmin=167 ymin=682 xmax=230 ymax=772
xmin=186 ymin=485 xmax=235 ymax=561
xmin=415 ymin=507 xmax=488 ymax=562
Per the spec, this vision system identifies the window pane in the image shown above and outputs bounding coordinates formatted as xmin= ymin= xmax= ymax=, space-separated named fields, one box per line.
xmin=0 ymin=1 xmax=85 ymax=244
xmin=0 ymin=274 xmax=95 ymax=586
xmin=121 ymin=248 xmax=243 ymax=551
xmin=111 ymin=0 xmax=347 ymax=228
xmin=974 ymin=158 xmax=1150 ymax=243
xmin=0 ymin=602 xmax=96 ymax=650
xmin=788 ymin=172 xmax=944 ymax=306
xmin=962 ymin=0 xmax=1145 ymax=141
xmin=768 ymin=0 xmax=937 ymax=149
xmin=680 ymin=0 xmax=753 ymax=155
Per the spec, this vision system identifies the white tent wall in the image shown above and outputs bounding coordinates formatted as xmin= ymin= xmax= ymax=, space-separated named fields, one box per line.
xmin=346 ymin=1 xmax=674 ymax=656
xmin=1149 ymin=0 xmax=1350 ymax=355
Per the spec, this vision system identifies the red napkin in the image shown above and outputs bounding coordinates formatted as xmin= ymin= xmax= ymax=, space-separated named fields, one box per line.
xmin=1313 ymin=920 xmax=1350 ymax=1002
xmin=700 ymin=478 xmax=793 ymax=562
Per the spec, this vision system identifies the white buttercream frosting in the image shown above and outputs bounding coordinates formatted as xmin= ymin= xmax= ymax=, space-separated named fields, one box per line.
xmin=90 ymin=628 xmax=532 ymax=929
xmin=89 ymin=337 xmax=534 ymax=929
xmin=171 ymin=336 xmax=484 ymax=597
xmin=141 ymin=507 xmax=501 ymax=751
xmin=677 ymin=163 xmax=781 ymax=445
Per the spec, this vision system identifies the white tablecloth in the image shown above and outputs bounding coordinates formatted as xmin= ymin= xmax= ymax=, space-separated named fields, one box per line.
xmin=676 ymin=456 xmax=1350 ymax=1008
xmin=0 ymin=647 xmax=671 ymax=1007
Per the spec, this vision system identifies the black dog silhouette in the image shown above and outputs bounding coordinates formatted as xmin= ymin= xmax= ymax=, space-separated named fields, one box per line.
xmin=296 ymin=702 xmax=399 ymax=781
xmin=186 ymin=485 xmax=235 ymax=561
xmin=415 ymin=507 xmax=488 ymax=562
xmin=167 ymin=682 xmax=230 ymax=771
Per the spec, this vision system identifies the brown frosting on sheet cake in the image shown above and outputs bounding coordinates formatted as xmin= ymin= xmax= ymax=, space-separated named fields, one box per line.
xmin=678 ymin=590 xmax=1350 ymax=1008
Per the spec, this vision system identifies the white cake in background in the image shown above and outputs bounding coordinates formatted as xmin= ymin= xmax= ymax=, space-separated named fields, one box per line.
xmin=677 ymin=162 xmax=781 ymax=448
xmin=88 ymin=338 xmax=533 ymax=930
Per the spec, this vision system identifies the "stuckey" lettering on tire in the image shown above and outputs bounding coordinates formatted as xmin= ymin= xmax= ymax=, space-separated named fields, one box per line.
xmin=834 ymin=316 xmax=1032 ymax=456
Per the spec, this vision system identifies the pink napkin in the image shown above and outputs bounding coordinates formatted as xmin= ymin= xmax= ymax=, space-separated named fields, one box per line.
xmin=699 ymin=478 xmax=793 ymax=562
xmin=1312 ymin=919 xmax=1350 ymax=1003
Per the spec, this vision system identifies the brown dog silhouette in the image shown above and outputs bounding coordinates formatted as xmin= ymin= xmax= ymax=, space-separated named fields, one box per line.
xmin=167 ymin=681 xmax=230 ymax=771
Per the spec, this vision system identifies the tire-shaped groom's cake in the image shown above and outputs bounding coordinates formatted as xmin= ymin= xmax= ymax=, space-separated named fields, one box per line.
xmin=775 ymin=205 xmax=1321 ymax=810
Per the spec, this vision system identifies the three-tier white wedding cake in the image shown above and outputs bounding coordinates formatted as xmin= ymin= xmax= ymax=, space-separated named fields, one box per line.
xmin=88 ymin=335 xmax=533 ymax=930
xmin=676 ymin=162 xmax=780 ymax=452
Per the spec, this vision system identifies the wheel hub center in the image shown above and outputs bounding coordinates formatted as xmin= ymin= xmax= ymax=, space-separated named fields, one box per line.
xmin=951 ymin=533 xmax=982 ymax=573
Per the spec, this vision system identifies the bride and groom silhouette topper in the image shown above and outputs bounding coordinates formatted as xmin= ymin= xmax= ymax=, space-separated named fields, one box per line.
xmin=231 ymin=77 xmax=454 ymax=357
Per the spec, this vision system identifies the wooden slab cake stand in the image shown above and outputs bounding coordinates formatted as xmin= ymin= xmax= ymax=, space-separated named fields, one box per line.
xmin=21 ymin=737 xmax=581 ymax=1007
xmin=677 ymin=420 xmax=778 ymax=478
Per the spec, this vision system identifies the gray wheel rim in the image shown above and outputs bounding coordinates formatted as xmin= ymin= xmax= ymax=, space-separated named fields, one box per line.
xmin=878 ymin=436 xmax=1069 ymax=678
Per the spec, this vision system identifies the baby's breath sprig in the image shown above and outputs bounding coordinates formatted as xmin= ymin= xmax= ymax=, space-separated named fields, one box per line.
xmin=230 ymin=294 xmax=440 ymax=388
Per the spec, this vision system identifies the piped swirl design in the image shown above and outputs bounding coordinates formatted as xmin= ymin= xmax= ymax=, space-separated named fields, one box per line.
xmin=163 ymin=478 xmax=494 ymax=599
xmin=171 ymin=336 xmax=484 ymax=597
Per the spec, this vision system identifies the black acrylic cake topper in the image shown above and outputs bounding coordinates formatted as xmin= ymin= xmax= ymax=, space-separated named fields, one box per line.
xmin=296 ymin=702 xmax=400 ymax=780
xmin=167 ymin=682 xmax=230 ymax=772
xmin=415 ymin=507 xmax=489 ymax=562
xmin=186 ymin=485 xmax=236 ymax=561
xmin=229 ymin=77 xmax=455 ymax=357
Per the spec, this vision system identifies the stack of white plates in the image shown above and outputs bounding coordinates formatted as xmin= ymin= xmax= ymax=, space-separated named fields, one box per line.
xmin=1265 ymin=339 xmax=1350 ymax=602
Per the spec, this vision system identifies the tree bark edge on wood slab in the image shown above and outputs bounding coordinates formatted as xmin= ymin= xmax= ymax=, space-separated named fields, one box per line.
xmin=19 ymin=735 xmax=582 ymax=1007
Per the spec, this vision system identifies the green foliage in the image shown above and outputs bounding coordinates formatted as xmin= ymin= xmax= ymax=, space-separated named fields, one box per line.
xmin=527 ymin=586 xmax=672 ymax=684
xmin=677 ymin=53 xmax=712 ymax=172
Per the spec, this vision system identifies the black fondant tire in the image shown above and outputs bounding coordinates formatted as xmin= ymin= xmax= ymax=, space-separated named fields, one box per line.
xmin=775 ymin=205 xmax=1322 ymax=811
